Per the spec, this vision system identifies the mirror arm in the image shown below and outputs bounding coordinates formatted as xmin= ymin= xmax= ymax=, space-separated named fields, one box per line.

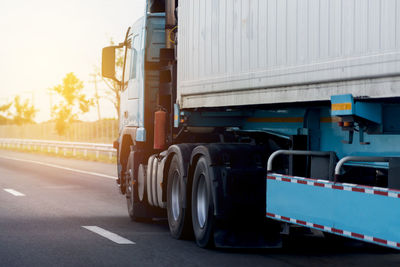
xmin=111 ymin=77 xmax=122 ymax=87
xmin=123 ymin=27 xmax=131 ymax=45
xmin=121 ymin=27 xmax=132 ymax=90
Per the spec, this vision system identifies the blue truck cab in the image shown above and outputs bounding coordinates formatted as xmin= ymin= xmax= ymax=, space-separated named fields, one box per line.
xmin=119 ymin=13 xmax=165 ymax=143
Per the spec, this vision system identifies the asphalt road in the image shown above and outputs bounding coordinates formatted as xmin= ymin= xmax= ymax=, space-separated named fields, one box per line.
xmin=0 ymin=150 xmax=399 ymax=267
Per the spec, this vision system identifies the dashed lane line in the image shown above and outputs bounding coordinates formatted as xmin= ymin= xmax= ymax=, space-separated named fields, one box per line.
xmin=4 ymin=188 xmax=25 ymax=196
xmin=82 ymin=226 xmax=135 ymax=244
xmin=0 ymin=155 xmax=117 ymax=180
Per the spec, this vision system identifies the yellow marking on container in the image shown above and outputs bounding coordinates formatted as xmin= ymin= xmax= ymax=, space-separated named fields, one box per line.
xmin=247 ymin=117 xmax=304 ymax=123
xmin=320 ymin=117 xmax=342 ymax=123
xmin=332 ymin=103 xmax=352 ymax=111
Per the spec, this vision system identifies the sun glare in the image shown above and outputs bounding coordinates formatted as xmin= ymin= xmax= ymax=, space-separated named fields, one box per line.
xmin=0 ymin=0 xmax=145 ymax=122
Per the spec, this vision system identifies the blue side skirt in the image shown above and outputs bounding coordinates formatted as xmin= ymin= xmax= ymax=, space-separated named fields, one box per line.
xmin=266 ymin=173 xmax=400 ymax=250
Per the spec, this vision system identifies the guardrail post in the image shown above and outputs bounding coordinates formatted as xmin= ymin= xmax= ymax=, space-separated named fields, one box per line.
xmin=63 ymin=148 xmax=67 ymax=156
xmin=96 ymin=150 xmax=99 ymax=159
xmin=84 ymin=149 xmax=87 ymax=157
xmin=55 ymin=146 xmax=58 ymax=154
xmin=109 ymin=151 xmax=112 ymax=160
xmin=73 ymin=148 xmax=76 ymax=156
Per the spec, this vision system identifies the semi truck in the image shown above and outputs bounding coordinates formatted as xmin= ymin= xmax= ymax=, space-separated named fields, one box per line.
xmin=102 ymin=0 xmax=400 ymax=249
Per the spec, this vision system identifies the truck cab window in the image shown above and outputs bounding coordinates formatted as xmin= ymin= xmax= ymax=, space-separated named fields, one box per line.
xmin=130 ymin=35 xmax=140 ymax=80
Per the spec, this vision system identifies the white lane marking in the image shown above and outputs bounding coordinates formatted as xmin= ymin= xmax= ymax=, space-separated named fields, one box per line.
xmin=82 ymin=226 xmax=135 ymax=244
xmin=4 ymin=189 xmax=25 ymax=196
xmin=0 ymin=155 xmax=117 ymax=180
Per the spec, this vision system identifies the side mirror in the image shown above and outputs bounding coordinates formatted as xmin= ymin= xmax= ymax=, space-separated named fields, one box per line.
xmin=102 ymin=46 xmax=117 ymax=80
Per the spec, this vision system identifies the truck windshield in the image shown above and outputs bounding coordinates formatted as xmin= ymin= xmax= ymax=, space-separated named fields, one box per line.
xmin=130 ymin=35 xmax=140 ymax=80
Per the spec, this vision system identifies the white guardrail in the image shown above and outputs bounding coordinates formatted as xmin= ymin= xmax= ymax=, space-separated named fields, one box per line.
xmin=0 ymin=138 xmax=116 ymax=160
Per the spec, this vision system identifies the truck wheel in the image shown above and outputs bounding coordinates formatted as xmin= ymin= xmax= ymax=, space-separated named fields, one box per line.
xmin=167 ymin=155 xmax=192 ymax=239
xmin=119 ymin=165 xmax=127 ymax=195
xmin=126 ymin=152 xmax=150 ymax=222
xmin=191 ymin=156 xmax=214 ymax=248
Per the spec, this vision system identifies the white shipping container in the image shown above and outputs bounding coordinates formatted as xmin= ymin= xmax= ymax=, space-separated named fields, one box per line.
xmin=177 ymin=0 xmax=400 ymax=109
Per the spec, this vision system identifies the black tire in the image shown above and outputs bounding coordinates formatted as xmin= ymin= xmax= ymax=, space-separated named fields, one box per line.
xmin=126 ymin=152 xmax=151 ymax=222
xmin=119 ymin=163 xmax=127 ymax=195
xmin=191 ymin=156 xmax=215 ymax=248
xmin=167 ymin=155 xmax=192 ymax=239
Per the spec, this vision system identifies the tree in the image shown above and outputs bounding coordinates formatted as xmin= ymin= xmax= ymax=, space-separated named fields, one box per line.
xmin=0 ymin=102 xmax=12 ymax=125
xmin=0 ymin=102 xmax=11 ymax=113
xmin=12 ymin=96 xmax=37 ymax=125
xmin=52 ymin=72 xmax=93 ymax=135
xmin=89 ymin=71 xmax=101 ymax=121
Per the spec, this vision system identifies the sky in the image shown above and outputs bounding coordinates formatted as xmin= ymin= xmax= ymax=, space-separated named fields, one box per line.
xmin=0 ymin=0 xmax=146 ymax=121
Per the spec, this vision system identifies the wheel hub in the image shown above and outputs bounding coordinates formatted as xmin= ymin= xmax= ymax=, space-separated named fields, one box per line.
xmin=196 ymin=174 xmax=207 ymax=229
xmin=171 ymin=171 xmax=180 ymax=221
xmin=126 ymin=168 xmax=133 ymax=198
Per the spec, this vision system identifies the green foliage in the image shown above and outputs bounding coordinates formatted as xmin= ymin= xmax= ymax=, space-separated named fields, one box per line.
xmin=52 ymin=72 xmax=93 ymax=135
xmin=53 ymin=103 xmax=74 ymax=135
xmin=53 ymin=72 xmax=89 ymax=106
xmin=0 ymin=97 xmax=36 ymax=125
xmin=12 ymin=96 xmax=37 ymax=125
xmin=0 ymin=102 xmax=11 ymax=113
xmin=0 ymin=102 xmax=12 ymax=125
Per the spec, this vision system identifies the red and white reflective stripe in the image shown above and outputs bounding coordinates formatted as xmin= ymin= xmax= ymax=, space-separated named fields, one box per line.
xmin=266 ymin=212 xmax=400 ymax=249
xmin=267 ymin=174 xmax=400 ymax=199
